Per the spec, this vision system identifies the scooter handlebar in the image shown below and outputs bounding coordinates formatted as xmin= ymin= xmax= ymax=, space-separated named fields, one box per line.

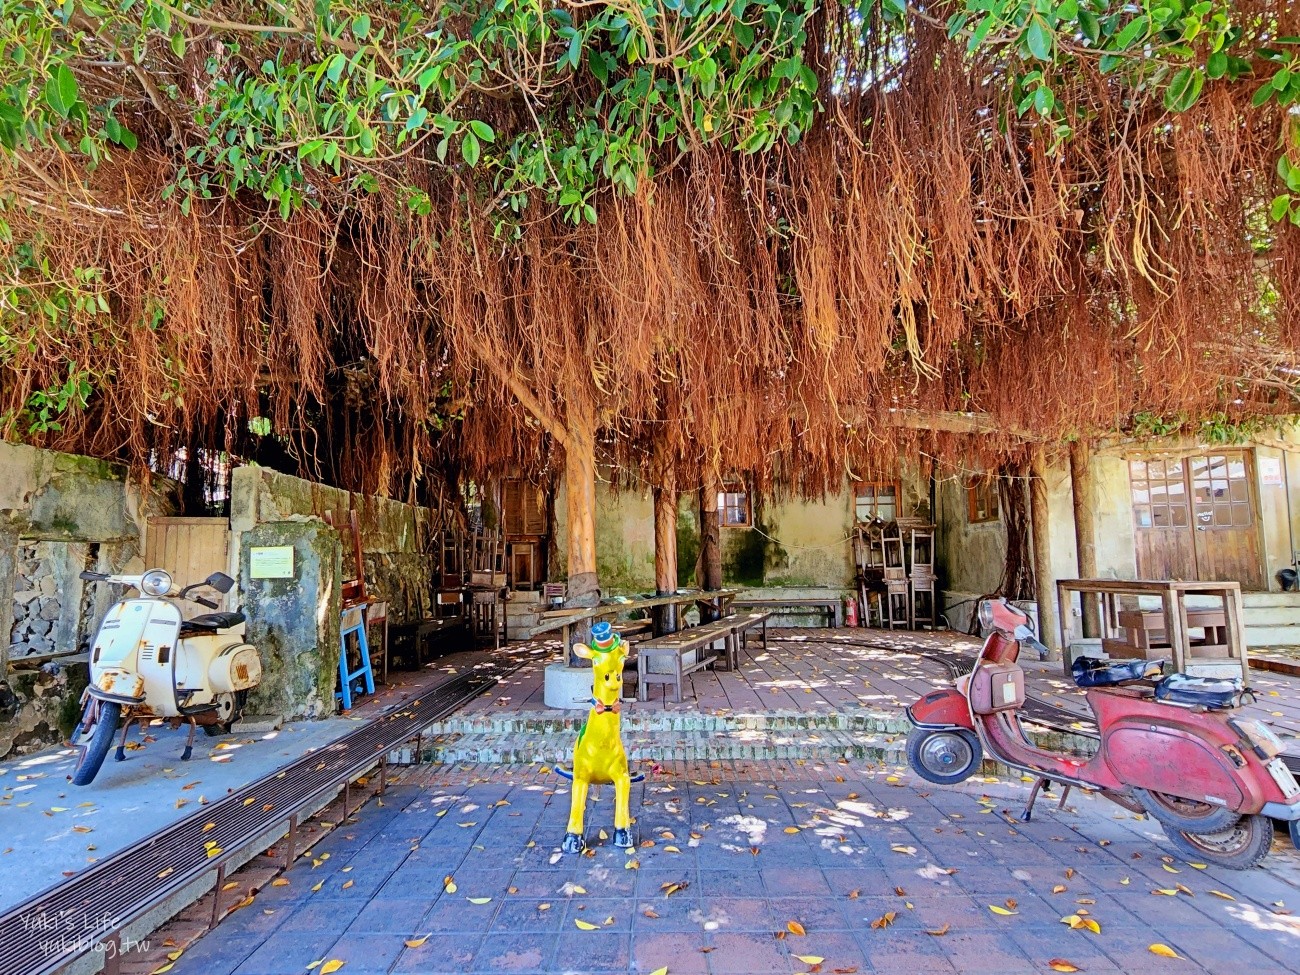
xmin=79 ymin=570 xmax=109 ymax=582
xmin=194 ymin=595 xmax=220 ymax=610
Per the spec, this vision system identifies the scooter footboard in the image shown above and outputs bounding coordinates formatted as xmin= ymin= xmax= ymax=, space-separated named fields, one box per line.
xmin=907 ymin=689 xmax=975 ymax=730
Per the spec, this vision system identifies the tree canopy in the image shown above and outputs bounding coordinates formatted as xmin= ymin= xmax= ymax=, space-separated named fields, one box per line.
xmin=2 ymin=1 xmax=1299 ymax=499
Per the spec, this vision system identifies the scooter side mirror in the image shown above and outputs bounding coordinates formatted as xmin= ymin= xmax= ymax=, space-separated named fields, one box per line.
xmin=205 ymin=572 xmax=235 ymax=594
xmin=79 ymin=570 xmax=108 ymax=582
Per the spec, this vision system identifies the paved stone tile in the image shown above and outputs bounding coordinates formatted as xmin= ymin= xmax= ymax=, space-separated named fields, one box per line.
xmin=165 ymin=774 xmax=1300 ymax=975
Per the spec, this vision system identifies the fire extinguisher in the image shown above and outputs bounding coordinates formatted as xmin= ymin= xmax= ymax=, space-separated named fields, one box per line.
xmin=844 ymin=595 xmax=859 ymax=627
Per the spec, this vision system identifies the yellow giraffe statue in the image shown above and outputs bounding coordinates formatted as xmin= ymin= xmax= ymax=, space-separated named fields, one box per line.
xmin=558 ymin=621 xmax=642 ymax=853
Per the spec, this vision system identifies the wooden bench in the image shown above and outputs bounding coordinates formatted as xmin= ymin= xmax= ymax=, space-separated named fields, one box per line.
xmin=733 ymin=597 xmax=842 ymax=628
xmin=636 ymin=612 xmax=770 ymax=703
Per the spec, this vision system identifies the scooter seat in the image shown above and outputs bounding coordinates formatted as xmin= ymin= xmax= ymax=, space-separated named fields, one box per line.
xmin=180 ymin=611 xmax=245 ymax=636
xmin=1071 ymin=656 xmax=1164 ymax=688
xmin=1154 ymin=672 xmax=1243 ymax=710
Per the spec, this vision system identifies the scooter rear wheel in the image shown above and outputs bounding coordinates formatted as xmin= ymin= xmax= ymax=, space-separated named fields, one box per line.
xmin=907 ymin=727 xmax=983 ymax=786
xmin=1134 ymin=788 xmax=1242 ymax=834
xmin=1163 ymin=813 xmax=1274 ymax=870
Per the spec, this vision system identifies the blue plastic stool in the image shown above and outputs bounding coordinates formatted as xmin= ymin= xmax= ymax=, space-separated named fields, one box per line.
xmin=337 ymin=604 xmax=375 ymax=710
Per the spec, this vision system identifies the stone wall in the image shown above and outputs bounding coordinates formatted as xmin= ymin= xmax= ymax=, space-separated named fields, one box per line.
xmin=0 ymin=442 xmax=176 ymax=757
xmin=230 ymin=467 xmax=437 ymax=626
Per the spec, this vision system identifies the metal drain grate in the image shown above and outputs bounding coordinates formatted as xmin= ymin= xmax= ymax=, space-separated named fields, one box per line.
xmin=0 ymin=655 xmax=520 ymax=975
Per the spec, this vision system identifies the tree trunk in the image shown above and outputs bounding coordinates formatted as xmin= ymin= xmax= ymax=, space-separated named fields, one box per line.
xmin=1069 ymin=440 xmax=1100 ymax=638
xmin=697 ymin=470 xmax=723 ymax=622
xmin=653 ymin=477 xmax=679 ymax=636
xmin=563 ymin=405 xmax=599 ymax=662
xmin=1029 ymin=446 xmax=1060 ymax=659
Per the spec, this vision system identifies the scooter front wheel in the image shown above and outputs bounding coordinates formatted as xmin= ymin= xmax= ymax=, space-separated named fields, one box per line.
xmin=907 ymin=727 xmax=983 ymax=786
xmin=1133 ymin=788 xmax=1241 ymax=834
xmin=70 ymin=700 xmax=121 ymax=787
xmin=1163 ymin=813 xmax=1274 ymax=870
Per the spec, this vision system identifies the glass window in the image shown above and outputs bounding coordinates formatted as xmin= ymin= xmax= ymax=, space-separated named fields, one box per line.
xmin=854 ymin=481 xmax=899 ymax=523
xmin=967 ymin=476 xmax=1000 ymax=524
xmin=717 ymin=488 xmax=751 ymax=528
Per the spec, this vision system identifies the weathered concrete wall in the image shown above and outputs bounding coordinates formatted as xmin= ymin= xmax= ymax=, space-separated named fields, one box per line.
xmin=230 ymin=467 xmax=436 ymax=624
xmin=240 ymin=520 xmax=343 ymax=719
xmin=0 ymin=442 xmax=175 ymax=757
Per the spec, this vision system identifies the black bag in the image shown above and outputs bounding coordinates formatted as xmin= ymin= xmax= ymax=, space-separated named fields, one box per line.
xmin=1071 ymin=656 xmax=1163 ymax=688
xmin=1154 ymin=673 xmax=1243 ymax=710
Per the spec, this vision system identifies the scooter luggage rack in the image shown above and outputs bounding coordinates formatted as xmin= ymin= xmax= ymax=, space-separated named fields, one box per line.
xmin=0 ymin=657 xmax=521 ymax=975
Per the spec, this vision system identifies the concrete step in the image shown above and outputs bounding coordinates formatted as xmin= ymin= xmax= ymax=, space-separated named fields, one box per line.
xmin=1245 ymin=625 xmax=1300 ymax=649
xmin=423 ymin=708 xmax=906 ymax=738
xmin=422 ymin=729 xmax=909 ymax=766
xmin=1242 ymin=592 xmax=1300 ymax=608
xmin=1242 ymin=606 xmax=1300 ymax=628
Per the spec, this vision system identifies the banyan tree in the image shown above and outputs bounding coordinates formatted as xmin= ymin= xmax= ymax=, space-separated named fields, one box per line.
xmin=2 ymin=1 xmax=1300 ymax=612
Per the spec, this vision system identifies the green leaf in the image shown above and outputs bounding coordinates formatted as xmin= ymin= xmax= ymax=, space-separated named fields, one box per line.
xmin=353 ymin=14 xmax=371 ymax=40
xmin=44 ymin=63 xmax=79 ymax=118
xmin=1034 ymin=86 xmax=1056 ymax=116
xmin=1207 ymin=50 xmax=1228 ymax=79
xmin=1271 ymin=194 xmax=1293 ymax=221
xmin=406 ymin=107 xmax=428 ymax=132
xmin=1164 ymin=67 xmax=1204 ymax=112
xmin=435 ymin=136 xmax=449 ymax=162
xmin=170 ymin=32 xmax=186 ymax=58
xmin=1252 ymin=82 xmax=1276 ymax=107
xmin=1114 ymin=15 xmax=1149 ymax=50
xmin=1025 ymin=18 xmax=1053 ymax=61
xmin=558 ymin=188 xmax=582 ymax=206
xmin=1078 ymin=10 xmax=1100 ymax=45
xmin=326 ymin=54 xmax=346 ymax=84
xmin=468 ymin=119 xmax=495 ymax=143
xmin=462 ymin=131 xmax=480 ymax=167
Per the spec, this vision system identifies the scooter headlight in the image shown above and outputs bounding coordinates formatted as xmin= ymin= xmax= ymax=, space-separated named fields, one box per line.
xmin=140 ymin=569 xmax=172 ymax=597
xmin=977 ymin=599 xmax=995 ymax=631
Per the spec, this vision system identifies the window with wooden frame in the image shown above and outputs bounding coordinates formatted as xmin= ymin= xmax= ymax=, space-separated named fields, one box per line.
xmin=502 ymin=479 xmax=547 ymax=537
xmin=717 ymin=485 xmax=752 ymax=528
xmin=967 ymin=475 xmax=1000 ymax=524
xmin=854 ymin=480 xmax=899 ymax=523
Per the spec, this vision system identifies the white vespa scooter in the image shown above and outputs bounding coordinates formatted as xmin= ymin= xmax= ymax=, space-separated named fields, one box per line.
xmin=69 ymin=568 xmax=262 ymax=786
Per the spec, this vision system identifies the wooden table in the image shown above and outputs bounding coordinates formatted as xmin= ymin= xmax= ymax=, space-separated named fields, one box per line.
xmin=532 ymin=589 xmax=739 ymax=665
xmin=1056 ymin=578 xmax=1248 ymax=681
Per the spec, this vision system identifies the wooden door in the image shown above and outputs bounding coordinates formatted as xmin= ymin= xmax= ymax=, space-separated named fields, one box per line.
xmin=1188 ymin=451 xmax=1263 ymax=589
xmin=1129 ymin=452 xmax=1262 ymax=589
xmin=144 ymin=517 xmax=233 ymax=614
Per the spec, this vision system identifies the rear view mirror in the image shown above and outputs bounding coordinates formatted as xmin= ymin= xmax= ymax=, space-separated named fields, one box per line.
xmin=206 ymin=572 xmax=235 ymax=594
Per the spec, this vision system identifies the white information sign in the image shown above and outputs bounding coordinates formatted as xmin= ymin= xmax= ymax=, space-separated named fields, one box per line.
xmin=249 ymin=545 xmax=295 ymax=579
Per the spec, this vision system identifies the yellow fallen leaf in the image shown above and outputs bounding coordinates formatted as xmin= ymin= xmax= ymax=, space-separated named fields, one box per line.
xmin=574 ymin=919 xmax=599 ymax=930
xmin=664 ymin=845 xmax=681 ymax=853
xmin=570 ymin=885 xmax=587 ymax=894
xmin=243 ymin=797 xmax=254 ymax=806
xmin=1209 ymin=890 xmax=1236 ymax=901
xmin=222 ymin=881 xmax=238 ymax=891
xmin=1161 ymin=864 xmax=1180 ymax=874
xmin=625 ymin=859 xmax=639 ymax=870
xmin=795 ymin=956 xmax=825 ymax=965
xmin=320 ymin=962 xmax=345 ymax=974
xmin=444 ymin=879 xmax=457 ymax=894
xmin=647 ymin=968 xmax=668 ymax=975
xmin=784 ymin=827 xmax=800 ymax=834
xmin=1048 ymin=961 xmax=1080 ymax=973
xmin=1153 ymin=889 xmax=1178 ymax=896
xmin=925 ymin=923 xmax=950 ymax=936
xmin=1149 ymin=944 xmax=1180 ymax=958
xmin=787 ymin=920 xmax=806 ymax=936
xmin=311 ymin=880 xmax=323 ymax=892
xmin=989 ymin=905 xmax=1018 ymax=916
xmin=404 ymin=935 xmax=429 ymax=948
xmin=151 ymin=965 xmax=173 ymax=975
xmin=1189 ymin=863 xmax=1207 ymax=869
xmin=341 ymin=880 xmax=354 ymax=890
xmin=1051 ymin=885 xmax=1067 ymax=894
xmin=871 ymin=911 xmax=897 ymax=929
xmin=272 ymin=878 xmax=290 ymax=887
xmin=468 ymin=897 xmax=491 ymax=904
xmin=157 ymin=867 xmax=174 ymax=879
xmin=1120 ymin=877 xmax=1130 ymax=885
xmin=203 ymin=822 xmax=216 ymax=832
xmin=890 ymin=845 xmax=917 ymax=856
xmin=206 ymin=847 xmax=223 ymax=858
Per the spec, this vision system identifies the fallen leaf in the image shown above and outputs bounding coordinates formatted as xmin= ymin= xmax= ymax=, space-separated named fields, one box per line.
xmin=663 ymin=845 xmax=681 ymax=853
xmin=1161 ymin=864 xmax=1180 ymax=874
xmin=784 ymin=827 xmax=801 ymax=834
xmin=157 ymin=867 xmax=174 ymax=879
xmin=272 ymin=878 xmax=290 ymax=887
xmin=648 ymin=968 xmax=668 ymax=975
xmin=1208 ymin=890 xmax=1236 ymax=901
xmin=444 ymin=878 xmax=457 ymax=894
xmin=341 ymin=880 xmax=354 ymax=890
xmin=1152 ymin=889 xmax=1179 ymax=896
xmin=795 ymin=956 xmax=825 ymax=965
xmin=870 ymin=912 xmax=896 ymax=929
xmin=574 ymin=919 xmax=599 ymax=930
xmin=403 ymin=935 xmax=428 ymax=948
xmin=925 ymin=923 xmax=950 ymax=936
xmin=570 ymin=884 xmax=587 ymax=895
xmin=1148 ymin=944 xmax=1180 ymax=958
xmin=890 ymin=845 xmax=916 ymax=856
xmin=321 ymin=962 xmax=345 ymax=974
xmin=846 ymin=889 xmax=860 ymax=899
xmin=787 ymin=920 xmax=807 ymax=936
xmin=1189 ymin=862 xmax=1207 ymax=870
xmin=222 ymin=881 xmax=238 ymax=891
xmin=1052 ymin=885 xmax=1067 ymax=894
xmin=988 ymin=905 xmax=1018 ymax=916
xmin=151 ymin=965 xmax=173 ymax=974
xmin=1048 ymin=961 xmax=1081 ymax=972
xmin=625 ymin=859 xmax=639 ymax=870
xmin=202 ymin=822 xmax=216 ymax=832
xmin=243 ymin=797 xmax=255 ymax=806
xmin=311 ymin=880 xmax=323 ymax=892
xmin=893 ymin=886 xmax=906 ymax=897
xmin=468 ymin=897 xmax=491 ymax=905
xmin=1064 ymin=868 xmax=1075 ymax=879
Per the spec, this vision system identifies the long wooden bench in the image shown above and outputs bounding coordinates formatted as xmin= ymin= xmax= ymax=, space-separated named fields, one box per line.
xmin=733 ymin=597 xmax=842 ymax=628
xmin=636 ymin=612 xmax=770 ymax=703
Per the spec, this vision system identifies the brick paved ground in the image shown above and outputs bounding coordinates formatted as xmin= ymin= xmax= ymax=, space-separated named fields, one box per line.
xmin=160 ymin=761 xmax=1300 ymax=975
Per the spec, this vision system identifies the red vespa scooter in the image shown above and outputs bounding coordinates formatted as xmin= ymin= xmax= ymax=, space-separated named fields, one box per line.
xmin=905 ymin=598 xmax=1300 ymax=869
